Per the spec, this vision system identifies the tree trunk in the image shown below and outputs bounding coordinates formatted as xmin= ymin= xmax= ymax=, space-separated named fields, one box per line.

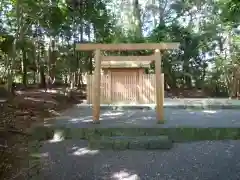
xmin=22 ymin=50 xmax=27 ymax=87
xmin=6 ymin=56 xmax=13 ymax=94
xmin=133 ymin=0 xmax=142 ymax=38
xmin=77 ymin=69 xmax=83 ymax=88
xmin=47 ymin=37 xmax=56 ymax=88
xmin=33 ymin=71 xmax=36 ymax=84
xmin=39 ymin=65 xmax=46 ymax=88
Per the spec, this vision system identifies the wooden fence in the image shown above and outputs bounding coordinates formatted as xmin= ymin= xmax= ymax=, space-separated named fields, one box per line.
xmin=87 ymin=74 xmax=164 ymax=104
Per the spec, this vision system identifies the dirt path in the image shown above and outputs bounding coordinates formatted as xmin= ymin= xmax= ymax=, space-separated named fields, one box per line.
xmin=0 ymin=88 xmax=84 ymax=180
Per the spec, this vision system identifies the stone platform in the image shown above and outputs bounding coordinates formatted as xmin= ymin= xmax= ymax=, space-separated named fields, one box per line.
xmin=79 ymin=98 xmax=240 ymax=110
xmin=29 ymin=98 xmax=240 ymax=145
xmin=43 ymin=108 xmax=240 ymax=128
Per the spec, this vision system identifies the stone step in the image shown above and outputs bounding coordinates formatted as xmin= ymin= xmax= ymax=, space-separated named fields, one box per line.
xmin=30 ymin=126 xmax=240 ymax=142
xmin=88 ymin=136 xmax=173 ymax=150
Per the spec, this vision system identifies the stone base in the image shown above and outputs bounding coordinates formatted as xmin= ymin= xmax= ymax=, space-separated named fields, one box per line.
xmin=30 ymin=127 xmax=240 ymax=142
xmin=88 ymin=136 xmax=173 ymax=150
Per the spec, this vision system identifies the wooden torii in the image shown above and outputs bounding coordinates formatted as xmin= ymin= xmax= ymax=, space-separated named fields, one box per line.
xmin=76 ymin=43 xmax=180 ymax=124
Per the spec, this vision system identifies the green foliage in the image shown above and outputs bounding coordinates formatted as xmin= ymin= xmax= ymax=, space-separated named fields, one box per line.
xmin=0 ymin=0 xmax=239 ymax=96
xmin=0 ymin=34 xmax=14 ymax=54
xmin=220 ymin=0 xmax=240 ymax=25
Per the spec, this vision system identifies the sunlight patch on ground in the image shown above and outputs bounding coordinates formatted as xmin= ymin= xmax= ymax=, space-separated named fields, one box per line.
xmin=187 ymin=110 xmax=218 ymax=114
xmin=48 ymin=130 xmax=65 ymax=143
xmin=72 ymin=147 xmax=99 ymax=156
xmin=15 ymin=90 xmax=24 ymax=94
xmin=40 ymin=89 xmax=58 ymax=93
xmin=46 ymin=89 xmax=58 ymax=93
xmin=48 ymin=109 xmax=61 ymax=116
xmin=24 ymin=97 xmax=56 ymax=104
xmin=69 ymin=116 xmax=92 ymax=122
xmin=102 ymin=111 xmax=124 ymax=116
xmin=81 ymin=119 xmax=93 ymax=122
xmin=69 ymin=111 xmax=125 ymax=122
xmin=31 ymin=152 xmax=49 ymax=158
xmin=202 ymin=110 xmax=217 ymax=114
xmin=111 ymin=170 xmax=140 ymax=180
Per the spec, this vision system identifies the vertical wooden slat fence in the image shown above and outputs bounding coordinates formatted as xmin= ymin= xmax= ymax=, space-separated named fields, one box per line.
xmin=87 ymin=73 xmax=164 ymax=104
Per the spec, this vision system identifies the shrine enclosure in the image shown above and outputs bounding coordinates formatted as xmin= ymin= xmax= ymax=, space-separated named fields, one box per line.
xmin=76 ymin=43 xmax=180 ymax=124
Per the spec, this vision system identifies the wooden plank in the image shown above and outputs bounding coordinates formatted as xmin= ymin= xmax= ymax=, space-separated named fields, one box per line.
xmin=108 ymin=71 xmax=112 ymax=104
xmin=154 ymin=49 xmax=164 ymax=123
xmin=102 ymin=55 xmax=154 ymax=61
xmin=76 ymin=43 xmax=180 ymax=51
xmin=101 ymin=61 xmax=151 ymax=68
xmin=92 ymin=49 xmax=101 ymax=123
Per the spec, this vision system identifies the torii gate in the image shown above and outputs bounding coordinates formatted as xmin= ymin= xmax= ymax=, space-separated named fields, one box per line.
xmin=76 ymin=43 xmax=180 ymax=124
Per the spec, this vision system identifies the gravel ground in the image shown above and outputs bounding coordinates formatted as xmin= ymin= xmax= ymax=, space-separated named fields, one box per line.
xmin=34 ymin=140 xmax=240 ymax=180
xmin=46 ymin=108 xmax=240 ymax=128
xmin=42 ymin=98 xmax=240 ymax=128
